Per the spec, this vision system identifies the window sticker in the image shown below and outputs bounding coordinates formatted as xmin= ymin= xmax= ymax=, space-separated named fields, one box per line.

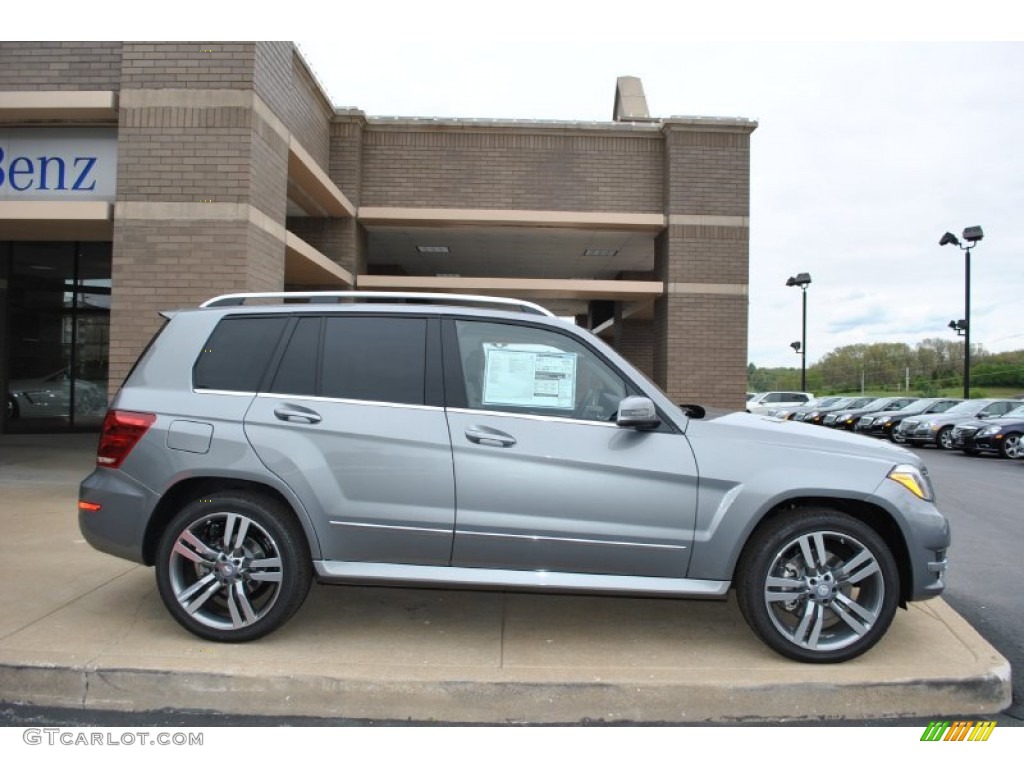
xmin=482 ymin=346 xmax=577 ymax=408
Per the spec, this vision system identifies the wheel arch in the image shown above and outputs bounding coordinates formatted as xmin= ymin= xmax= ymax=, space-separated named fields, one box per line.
xmin=142 ymin=476 xmax=320 ymax=566
xmin=734 ymin=496 xmax=912 ymax=605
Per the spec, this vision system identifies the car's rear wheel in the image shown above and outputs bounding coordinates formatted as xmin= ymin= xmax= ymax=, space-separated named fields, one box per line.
xmin=937 ymin=426 xmax=954 ymax=450
xmin=155 ymin=491 xmax=312 ymax=642
xmin=736 ymin=508 xmax=899 ymax=663
xmin=1000 ymin=433 xmax=1022 ymax=460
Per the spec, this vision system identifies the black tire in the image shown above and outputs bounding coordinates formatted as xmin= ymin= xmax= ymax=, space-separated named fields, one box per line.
xmin=1000 ymin=432 xmax=1022 ymax=460
xmin=155 ymin=491 xmax=312 ymax=642
xmin=936 ymin=426 xmax=954 ymax=450
xmin=735 ymin=508 xmax=900 ymax=663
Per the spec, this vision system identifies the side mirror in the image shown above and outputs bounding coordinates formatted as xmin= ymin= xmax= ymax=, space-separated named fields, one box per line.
xmin=678 ymin=403 xmax=706 ymax=419
xmin=616 ymin=396 xmax=660 ymax=430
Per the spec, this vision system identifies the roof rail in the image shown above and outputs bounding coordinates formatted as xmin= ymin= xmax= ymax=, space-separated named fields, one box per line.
xmin=199 ymin=291 xmax=556 ymax=317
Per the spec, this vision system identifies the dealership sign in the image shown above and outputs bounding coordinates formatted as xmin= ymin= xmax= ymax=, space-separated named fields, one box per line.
xmin=0 ymin=127 xmax=117 ymax=202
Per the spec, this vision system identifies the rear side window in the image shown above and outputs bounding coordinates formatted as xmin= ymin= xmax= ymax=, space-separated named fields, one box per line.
xmin=320 ymin=317 xmax=427 ymax=406
xmin=193 ymin=316 xmax=288 ymax=392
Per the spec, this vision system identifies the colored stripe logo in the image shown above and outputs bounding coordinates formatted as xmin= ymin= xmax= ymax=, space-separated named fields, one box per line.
xmin=920 ymin=721 xmax=997 ymax=741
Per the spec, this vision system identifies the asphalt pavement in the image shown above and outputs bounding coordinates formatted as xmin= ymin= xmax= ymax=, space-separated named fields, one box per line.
xmin=0 ymin=433 xmax=1012 ymax=724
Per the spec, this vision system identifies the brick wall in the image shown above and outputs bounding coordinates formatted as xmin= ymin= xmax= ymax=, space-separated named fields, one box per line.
xmin=253 ymin=42 xmax=332 ymax=167
xmin=330 ymin=118 xmax=365 ymax=206
xmin=0 ymin=41 xmax=122 ymax=91
xmin=653 ymin=292 xmax=748 ymax=407
xmin=116 ymin=106 xmax=253 ymax=203
xmin=658 ymin=224 xmax=749 ymax=285
xmin=286 ymin=217 xmax=365 ymax=276
xmin=120 ymin=42 xmax=256 ymax=90
xmin=250 ymin=112 xmax=290 ymax=220
xmin=617 ymin=319 xmax=655 ymax=382
xmin=665 ymin=129 xmax=750 ymax=217
xmin=361 ymin=127 xmax=663 ymax=212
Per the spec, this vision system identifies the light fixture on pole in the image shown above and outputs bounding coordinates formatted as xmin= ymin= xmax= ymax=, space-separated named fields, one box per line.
xmin=786 ymin=272 xmax=812 ymax=391
xmin=939 ymin=226 xmax=983 ymax=399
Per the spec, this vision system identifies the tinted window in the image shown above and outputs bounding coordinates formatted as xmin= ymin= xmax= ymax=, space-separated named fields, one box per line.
xmin=321 ymin=317 xmax=426 ymax=405
xmin=194 ymin=316 xmax=288 ymax=392
xmin=269 ymin=317 xmax=320 ymax=396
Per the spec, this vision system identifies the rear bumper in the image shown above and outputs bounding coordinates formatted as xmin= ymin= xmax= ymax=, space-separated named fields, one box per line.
xmin=78 ymin=468 xmax=158 ymax=564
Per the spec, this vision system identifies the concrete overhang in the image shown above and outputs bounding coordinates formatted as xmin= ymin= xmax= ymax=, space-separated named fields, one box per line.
xmin=0 ymin=200 xmax=113 ymax=239
xmin=356 ymin=275 xmax=663 ymax=302
xmin=285 ymin=230 xmax=354 ymax=288
xmin=287 ymin=139 xmax=356 ymax=218
xmin=358 ymin=207 xmax=666 ymax=231
xmin=0 ymin=91 xmax=118 ymax=123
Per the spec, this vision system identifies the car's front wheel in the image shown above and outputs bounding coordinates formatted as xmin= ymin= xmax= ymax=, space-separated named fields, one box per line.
xmin=936 ymin=426 xmax=955 ymax=450
xmin=1000 ymin=433 xmax=1022 ymax=460
xmin=155 ymin=491 xmax=312 ymax=642
xmin=736 ymin=509 xmax=899 ymax=663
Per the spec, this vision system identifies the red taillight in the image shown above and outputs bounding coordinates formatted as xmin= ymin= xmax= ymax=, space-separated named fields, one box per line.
xmin=78 ymin=501 xmax=102 ymax=512
xmin=97 ymin=410 xmax=156 ymax=469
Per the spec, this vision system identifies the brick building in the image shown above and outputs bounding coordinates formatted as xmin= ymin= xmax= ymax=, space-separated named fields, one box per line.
xmin=0 ymin=41 xmax=756 ymax=432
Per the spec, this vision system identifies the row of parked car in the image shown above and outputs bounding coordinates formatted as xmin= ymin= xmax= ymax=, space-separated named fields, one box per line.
xmin=748 ymin=391 xmax=1024 ymax=460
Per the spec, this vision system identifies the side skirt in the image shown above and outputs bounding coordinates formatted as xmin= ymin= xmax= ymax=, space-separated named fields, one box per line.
xmin=314 ymin=561 xmax=730 ymax=598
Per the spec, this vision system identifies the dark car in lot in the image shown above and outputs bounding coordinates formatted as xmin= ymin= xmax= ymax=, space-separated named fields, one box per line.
xmin=771 ymin=395 xmax=845 ymax=421
xmin=952 ymin=404 xmax=1024 ymax=458
xmin=895 ymin=398 xmax=1021 ymax=449
xmin=854 ymin=398 xmax=963 ymax=442
xmin=824 ymin=397 xmax=919 ymax=431
xmin=794 ymin=396 xmax=875 ymax=425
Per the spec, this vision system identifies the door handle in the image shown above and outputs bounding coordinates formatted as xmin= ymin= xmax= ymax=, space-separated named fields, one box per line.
xmin=465 ymin=426 xmax=516 ymax=447
xmin=273 ymin=405 xmax=322 ymax=424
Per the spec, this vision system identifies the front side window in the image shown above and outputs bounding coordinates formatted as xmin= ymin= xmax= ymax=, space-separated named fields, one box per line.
xmin=454 ymin=320 xmax=627 ymax=422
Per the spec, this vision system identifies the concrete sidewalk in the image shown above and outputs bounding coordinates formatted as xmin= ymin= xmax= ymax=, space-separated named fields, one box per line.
xmin=0 ymin=434 xmax=1011 ymax=723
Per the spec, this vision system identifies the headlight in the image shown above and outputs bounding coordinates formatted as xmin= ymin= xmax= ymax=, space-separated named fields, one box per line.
xmin=888 ymin=464 xmax=934 ymax=502
xmin=977 ymin=426 xmax=1000 ymax=437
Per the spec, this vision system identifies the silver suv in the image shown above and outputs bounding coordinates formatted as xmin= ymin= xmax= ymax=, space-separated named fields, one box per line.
xmin=79 ymin=293 xmax=950 ymax=663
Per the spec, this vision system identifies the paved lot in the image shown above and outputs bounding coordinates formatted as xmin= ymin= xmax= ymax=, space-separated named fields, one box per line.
xmin=0 ymin=433 xmax=1011 ymax=723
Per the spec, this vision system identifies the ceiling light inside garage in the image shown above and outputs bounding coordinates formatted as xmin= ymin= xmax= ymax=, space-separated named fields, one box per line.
xmin=416 ymin=246 xmax=450 ymax=254
xmin=584 ymin=248 xmax=618 ymax=257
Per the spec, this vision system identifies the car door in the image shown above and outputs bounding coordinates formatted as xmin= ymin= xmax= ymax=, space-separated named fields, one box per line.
xmin=443 ymin=317 xmax=698 ymax=578
xmin=243 ymin=314 xmax=455 ymax=565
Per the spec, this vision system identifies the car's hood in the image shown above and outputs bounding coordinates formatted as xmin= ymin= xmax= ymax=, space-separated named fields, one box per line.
xmin=692 ymin=411 xmax=916 ymax=463
xmin=906 ymin=413 xmax=982 ymax=426
xmin=957 ymin=416 xmax=1024 ymax=429
xmin=863 ymin=408 xmax=917 ymax=419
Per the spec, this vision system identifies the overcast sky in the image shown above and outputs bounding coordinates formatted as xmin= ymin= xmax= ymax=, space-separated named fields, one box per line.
xmin=291 ymin=8 xmax=1023 ymax=369
xmin=36 ymin=2 xmax=1023 ymax=370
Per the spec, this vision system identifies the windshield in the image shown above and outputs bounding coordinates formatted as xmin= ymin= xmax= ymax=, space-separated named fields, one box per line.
xmin=895 ymin=399 xmax=931 ymax=414
xmin=946 ymin=400 xmax=985 ymax=415
xmin=804 ymin=396 xmax=841 ymax=408
xmin=846 ymin=397 xmax=875 ymax=409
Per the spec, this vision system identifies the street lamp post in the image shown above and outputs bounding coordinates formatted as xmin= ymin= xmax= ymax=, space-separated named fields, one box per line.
xmin=786 ymin=272 xmax=812 ymax=391
xmin=940 ymin=227 xmax=984 ymax=399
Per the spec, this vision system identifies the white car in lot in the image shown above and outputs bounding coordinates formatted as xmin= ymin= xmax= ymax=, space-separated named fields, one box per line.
xmin=746 ymin=391 xmax=814 ymax=415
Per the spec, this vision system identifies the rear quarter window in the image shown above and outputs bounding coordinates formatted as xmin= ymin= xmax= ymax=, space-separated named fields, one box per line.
xmin=193 ymin=316 xmax=289 ymax=392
